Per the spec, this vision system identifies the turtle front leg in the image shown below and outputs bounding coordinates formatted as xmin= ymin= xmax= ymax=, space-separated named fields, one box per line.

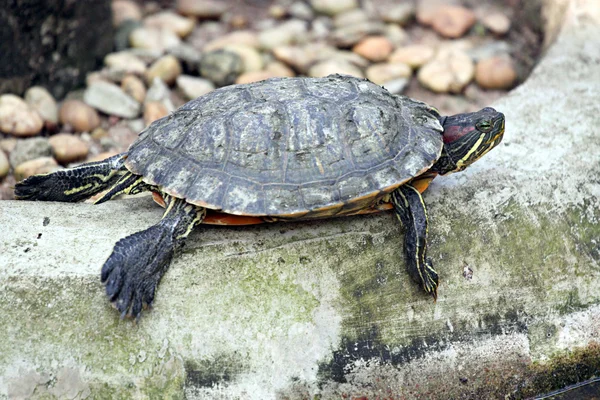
xmin=391 ymin=184 xmax=439 ymax=300
xmin=101 ymin=195 xmax=206 ymax=318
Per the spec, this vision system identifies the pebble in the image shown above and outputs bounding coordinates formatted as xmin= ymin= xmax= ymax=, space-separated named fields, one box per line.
xmin=381 ymin=3 xmax=415 ymax=26
xmin=381 ymin=78 xmax=409 ymax=94
xmin=25 ymin=87 xmax=58 ymax=124
xmin=235 ymin=62 xmax=296 ymax=84
xmin=129 ymin=27 xmax=181 ymax=52
xmin=0 ymin=95 xmax=44 ymax=137
xmin=333 ymin=9 xmax=369 ymax=29
xmin=258 ymin=20 xmax=308 ymax=50
xmin=0 ymin=150 xmax=9 ymax=179
xmin=265 ymin=62 xmax=296 ymax=77
xmin=203 ymin=31 xmax=260 ymax=52
xmin=59 ymin=100 xmax=101 ymax=132
xmin=114 ymin=19 xmax=142 ymax=52
xmin=273 ymin=44 xmax=327 ymax=74
xmin=475 ymin=56 xmax=517 ymax=90
xmin=145 ymin=55 xmax=182 ymax=85
xmin=167 ymin=43 xmax=202 ymax=70
xmin=49 ymin=133 xmax=90 ymax=164
xmin=146 ymin=78 xmax=175 ymax=112
xmin=431 ymin=6 xmax=477 ymax=38
xmin=198 ymin=50 xmax=244 ymax=87
xmin=144 ymin=102 xmax=169 ymax=126
xmin=467 ymin=40 xmax=511 ymax=62
xmin=9 ymin=137 xmax=52 ymax=168
xmin=222 ymin=44 xmax=264 ymax=73
xmin=176 ymin=75 xmax=215 ymax=100
xmin=144 ymin=11 xmax=195 ymax=38
xmin=311 ymin=0 xmax=358 ymax=16
xmin=418 ymin=50 xmax=474 ymax=93
xmin=366 ymin=62 xmax=412 ymax=85
xmin=416 ymin=0 xmax=446 ymax=26
xmin=352 ymin=36 xmax=394 ymax=62
xmin=331 ymin=21 xmax=387 ymax=47
xmin=385 ymin=24 xmax=409 ymax=47
xmin=0 ymin=138 xmax=17 ymax=154
xmin=121 ymin=75 xmax=147 ymax=103
xmin=176 ymin=0 xmax=229 ymax=19
xmin=308 ymin=60 xmax=364 ymax=78
xmin=268 ymin=4 xmax=287 ymax=19
xmin=104 ymin=51 xmax=147 ymax=75
xmin=84 ymin=81 xmax=141 ymax=118
xmin=482 ymin=12 xmax=511 ymax=35
xmin=289 ymin=2 xmax=314 ymax=20
xmin=389 ymin=45 xmax=436 ymax=69
xmin=112 ymin=0 xmax=142 ymax=27
xmin=14 ymin=157 xmax=60 ymax=181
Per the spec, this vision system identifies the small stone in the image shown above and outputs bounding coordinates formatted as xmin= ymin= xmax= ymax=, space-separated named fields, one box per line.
xmin=389 ymin=45 xmax=436 ymax=69
xmin=467 ymin=41 xmax=511 ymax=62
xmin=385 ymin=24 xmax=409 ymax=47
xmin=14 ymin=157 xmax=60 ymax=181
xmin=25 ymin=87 xmax=58 ymax=124
xmin=146 ymin=78 xmax=175 ymax=113
xmin=59 ymin=100 xmax=101 ymax=133
xmin=269 ymin=5 xmax=287 ymax=19
xmin=381 ymin=77 xmax=409 ymax=94
xmin=258 ymin=20 xmax=308 ymax=50
xmin=265 ymin=62 xmax=296 ymax=77
xmin=49 ymin=133 xmax=90 ymax=164
xmin=416 ymin=0 xmax=446 ymax=26
xmin=273 ymin=44 xmax=326 ymax=74
xmin=311 ymin=0 xmax=358 ymax=16
xmin=167 ymin=44 xmax=202 ymax=70
xmin=311 ymin=16 xmax=332 ymax=40
xmin=203 ymin=31 xmax=260 ymax=51
xmin=475 ymin=56 xmax=517 ymax=90
xmin=144 ymin=102 xmax=169 ymax=126
xmin=112 ymin=0 xmax=142 ymax=27
xmin=176 ymin=75 xmax=215 ymax=100
xmin=366 ymin=62 xmax=411 ymax=85
xmin=91 ymin=127 xmax=108 ymax=140
xmin=9 ymin=137 xmax=51 ymax=168
xmin=418 ymin=50 xmax=474 ymax=93
xmin=145 ymin=55 xmax=182 ymax=85
xmin=198 ymin=50 xmax=243 ymax=87
xmin=121 ymin=75 xmax=147 ymax=104
xmin=289 ymin=2 xmax=314 ymax=20
xmin=144 ymin=11 xmax=195 ymax=38
xmin=130 ymin=27 xmax=181 ymax=52
xmin=309 ymin=60 xmax=364 ymax=78
xmin=87 ymin=151 xmax=120 ymax=163
xmin=176 ymin=0 xmax=228 ymax=19
xmin=331 ymin=21 xmax=387 ymax=47
xmin=114 ymin=20 xmax=143 ymax=52
xmin=235 ymin=63 xmax=296 ymax=84
xmin=352 ymin=36 xmax=394 ymax=62
xmin=0 ymin=138 xmax=17 ymax=154
xmin=84 ymin=81 xmax=141 ymax=118
xmin=333 ymin=9 xmax=369 ymax=29
xmin=0 ymin=95 xmax=44 ymax=137
xmin=431 ymin=6 xmax=477 ymax=38
xmin=482 ymin=12 xmax=511 ymax=35
xmin=0 ymin=150 xmax=9 ymax=179
xmin=222 ymin=44 xmax=264 ymax=73
xmin=104 ymin=51 xmax=147 ymax=76
xmin=381 ymin=3 xmax=415 ymax=26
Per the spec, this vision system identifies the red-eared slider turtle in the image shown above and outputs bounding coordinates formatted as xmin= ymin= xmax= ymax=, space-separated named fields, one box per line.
xmin=15 ymin=74 xmax=505 ymax=318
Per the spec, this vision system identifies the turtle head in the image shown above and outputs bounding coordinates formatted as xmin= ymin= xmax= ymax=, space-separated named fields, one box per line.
xmin=432 ymin=107 xmax=505 ymax=175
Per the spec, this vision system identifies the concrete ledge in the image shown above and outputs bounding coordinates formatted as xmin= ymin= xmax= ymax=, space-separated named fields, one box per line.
xmin=1 ymin=1 xmax=599 ymax=398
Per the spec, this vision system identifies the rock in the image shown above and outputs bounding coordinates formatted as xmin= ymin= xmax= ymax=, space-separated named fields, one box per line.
xmin=167 ymin=44 xmax=203 ymax=71
xmin=129 ymin=27 xmax=181 ymax=52
xmin=114 ymin=20 xmax=143 ymax=52
xmin=87 ymin=151 xmax=120 ymax=163
xmin=176 ymin=75 xmax=215 ymax=100
xmin=9 ymin=137 xmax=51 ymax=168
xmin=14 ymin=157 xmax=60 ymax=181
xmin=235 ymin=63 xmax=296 ymax=85
xmin=352 ymin=36 xmax=394 ymax=62
xmin=366 ymin=62 xmax=412 ymax=85
xmin=198 ymin=50 xmax=243 ymax=87
xmin=258 ymin=20 xmax=308 ymax=50
xmin=25 ymin=87 xmax=58 ymax=124
xmin=84 ymin=81 xmax=141 ymax=118
xmin=467 ymin=41 xmax=511 ymax=62
xmin=0 ymin=150 xmax=8 ymax=179
xmin=104 ymin=52 xmax=147 ymax=76
xmin=418 ymin=50 xmax=474 ymax=93
xmin=431 ymin=6 xmax=477 ymax=38
xmin=273 ymin=44 xmax=328 ymax=74
xmin=482 ymin=12 xmax=511 ymax=35
xmin=331 ymin=21 xmax=387 ymax=47
xmin=146 ymin=78 xmax=175 ymax=113
xmin=289 ymin=2 xmax=314 ymax=20
xmin=49 ymin=133 xmax=90 ymax=164
xmin=333 ymin=9 xmax=369 ymax=29
xmin=310 ymin=0 xmax=358 ymax=16
xmin=385 ymin=24 xmax=409 ymax=47
xmin=59 ymin=100 xmax=101 ymax=133
xmin=144 ymin=102 xmax=169 ymax=126
xmin=0 ymin=95 xmax=44 ymax=137
xmin=203 ymin=31 xmax=260 ymax=52
xmin=121 ymin=75 xmax=147 ymax=104
xmin=268 ymin=4 xmax=287 ymax=19
xmin=221 ymin=45 xmax=264 ymax=73
xmin=311 ymin=16 xmax=333 ymax=40
xmin=381 ymin=3 xmax=415 ymax=26
xmin=475 ymin=56 xmax=517 ymax=90
xmin=145 ymin=55 xmax=183 ymax=86
xmin=415 ymin=0 xmax=446 ymax=26
xmin=176 ymin=0 xmax=229 ymax=19
xmin=112 ymin=0 xmax=142 ymax=27
xmin=0 ymin=138 xmax=17 ymax=154
xmin=381 ymin=77 xmax=409 ymax=94
xmin=389 ymin=44 xmax=436 ymax=69
xmin=308 ymin=60 xmax=364 ymax=78
xmin=265 ymin=62 xmax=296 ymax=78
xmin=144 ymin=11 xmax=195 ymax=38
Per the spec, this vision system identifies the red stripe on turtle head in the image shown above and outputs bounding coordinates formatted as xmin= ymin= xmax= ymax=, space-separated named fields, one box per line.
xmin=442 ymin=125 xmax=476 ymax=144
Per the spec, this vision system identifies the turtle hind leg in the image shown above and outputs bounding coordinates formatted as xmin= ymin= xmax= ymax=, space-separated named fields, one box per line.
xmin=14 ymin=153 xmax=128 ymax=202
xmin=391 ymin=184 xmax=439 ymax=301
xmin=101 ymin=195 xmax=206 ymax=319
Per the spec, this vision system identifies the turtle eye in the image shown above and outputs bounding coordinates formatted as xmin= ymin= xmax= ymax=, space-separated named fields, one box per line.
xmin=476 ymin=120 xmax=492 ymax=132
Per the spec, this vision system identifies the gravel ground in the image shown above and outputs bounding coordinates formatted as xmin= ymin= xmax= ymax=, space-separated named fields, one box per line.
xmin=0 ymin=0 xmax=542 ymax=200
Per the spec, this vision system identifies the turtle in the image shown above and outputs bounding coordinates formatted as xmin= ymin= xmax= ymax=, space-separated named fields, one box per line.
xmin=15 ymin=74 xmax=505 ymax=319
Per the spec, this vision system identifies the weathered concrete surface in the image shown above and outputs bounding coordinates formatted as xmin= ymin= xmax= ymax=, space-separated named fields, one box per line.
xmin=1 ymin=1 xmax=599 ymax=399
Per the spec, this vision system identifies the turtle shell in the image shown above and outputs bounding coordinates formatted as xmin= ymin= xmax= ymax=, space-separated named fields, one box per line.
xmin=126 ymin=74 xmax=443 ymax=217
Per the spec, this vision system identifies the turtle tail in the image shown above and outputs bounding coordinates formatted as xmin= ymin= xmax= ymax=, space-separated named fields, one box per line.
xmin=15 ymin=153 xmax=129 ymax=202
